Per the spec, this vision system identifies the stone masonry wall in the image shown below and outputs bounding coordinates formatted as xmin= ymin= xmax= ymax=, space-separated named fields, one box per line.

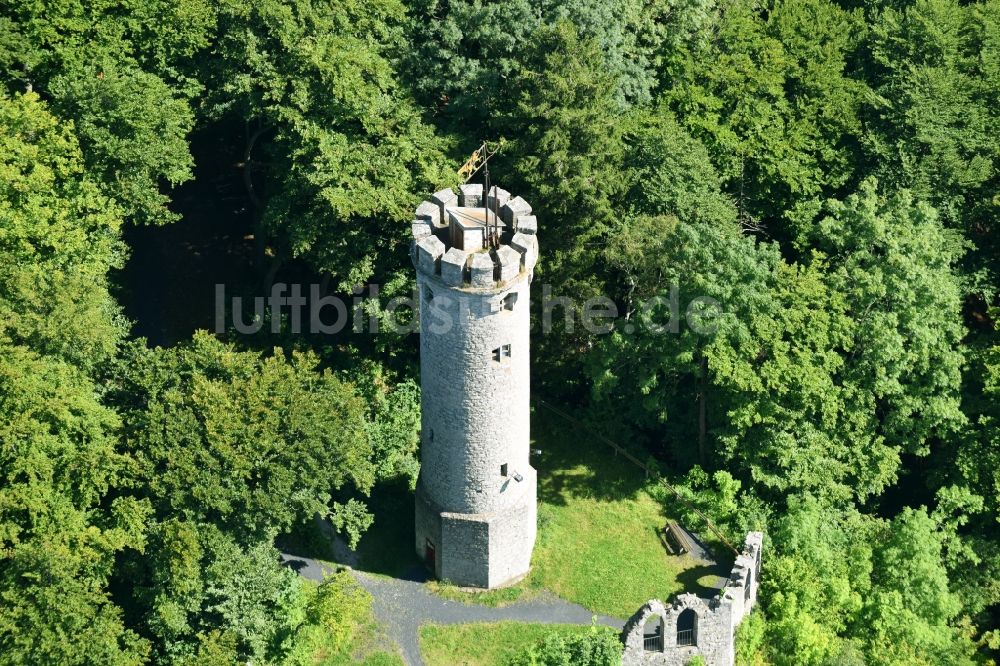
xmin=412 ymin=186 xmax=539 ymax=589
xmin=621 ymin=532 xmax=764 ymax=666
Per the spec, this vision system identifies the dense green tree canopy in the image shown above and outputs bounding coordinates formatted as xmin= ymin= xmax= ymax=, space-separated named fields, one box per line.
xmin=197 ymin=0 xmax=453 ymax=286
xmin=0 ymin=346 xmax=149 ymax=666
xmin=2 ymin=0 xmax=1000 ymax=663
xmin=118 ymin=332 xmax=375 ymax=541
xmin=0 ymin=92 xmax=127 ymax=369
xmin=0 ymin=0 xmax=209 ymax=223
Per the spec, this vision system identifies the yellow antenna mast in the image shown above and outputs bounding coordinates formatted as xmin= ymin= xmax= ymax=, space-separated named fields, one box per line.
xmin=458 ymin=140 xmax=506 ymax=249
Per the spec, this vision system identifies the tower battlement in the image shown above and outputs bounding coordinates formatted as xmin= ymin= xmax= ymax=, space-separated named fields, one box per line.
xmin=411 ymin=187 xmax=539 ymax=291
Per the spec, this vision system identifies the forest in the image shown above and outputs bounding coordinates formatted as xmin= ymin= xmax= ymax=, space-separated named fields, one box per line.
xmin=1 ymin=0 xmax=1000 ymax=664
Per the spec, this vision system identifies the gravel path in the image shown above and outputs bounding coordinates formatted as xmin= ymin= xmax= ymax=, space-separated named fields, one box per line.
xmin=280 ymin=549 xmax=624 ymax=666
xmin=278 ymin=552 xmax=337 ymax=582
xmin=352 ymin=569 xmax=624 ymax=666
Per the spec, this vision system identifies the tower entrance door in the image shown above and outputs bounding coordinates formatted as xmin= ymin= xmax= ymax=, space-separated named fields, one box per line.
xmin=424 ymin=539 xmax=436 ymax=571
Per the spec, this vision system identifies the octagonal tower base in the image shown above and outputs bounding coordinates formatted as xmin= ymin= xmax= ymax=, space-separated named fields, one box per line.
xmin=415 ymin=469 xmax=537 ymax=589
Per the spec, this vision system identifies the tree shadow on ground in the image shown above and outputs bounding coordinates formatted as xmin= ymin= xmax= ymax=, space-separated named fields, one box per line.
xmin=279 ymin=557 xmax=309 ymax=573
xmin=276 ymin=518 xmax=337 ymax=561
xmin=276 ymin=478 xmax=424 ymax=580
xmin=117 ymin=118 xmax=257 ymax=347
xmin=352 ymin=478 xmax=424 ymax=579
xmin=532 ymin=407 xmax=651 ymax=507
xmin=324 ymin=404 xmax=715 ymax=608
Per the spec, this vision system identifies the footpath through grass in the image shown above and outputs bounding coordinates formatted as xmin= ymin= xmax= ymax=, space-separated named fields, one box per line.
xmin=352 ymin=406 xmax=711 ymax=618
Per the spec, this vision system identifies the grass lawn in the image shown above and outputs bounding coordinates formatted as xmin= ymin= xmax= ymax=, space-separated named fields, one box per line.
xmin=419 ymin=622 xmax=599 ymax=666
xmin=351 ymin=406 xmax=724 ymax=619
xmin=322 ymin=651 xmax=403 ymax=666
xmin=528 ymin=409 xmax=714 ymax=618
xmin=353 ymin=654 xmax=405 ymax=666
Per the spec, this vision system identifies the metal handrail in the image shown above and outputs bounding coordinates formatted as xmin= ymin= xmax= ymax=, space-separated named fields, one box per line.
xmin=643 ymin=634 xmax=663 ymax=651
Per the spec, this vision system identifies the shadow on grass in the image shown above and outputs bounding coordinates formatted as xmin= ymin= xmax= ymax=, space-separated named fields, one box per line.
xmin=532 ymin=407 xmax=651 ymax=507
xmin=276 ymin=479 xmax=424 ymax=580
xmin=673 ymin=562 xmax=732 ymax=599
xmin=291 ymin=402 xmax=724 ymax=617
xmin=353 ymin=478 xmax=425 ymax=580
xmin=348 ymin=405 xmax=652 ymax=583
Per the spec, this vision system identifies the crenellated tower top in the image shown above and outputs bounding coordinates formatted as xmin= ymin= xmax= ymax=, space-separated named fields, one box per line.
xmin=411 ymin=185 xmax=539 ymax=292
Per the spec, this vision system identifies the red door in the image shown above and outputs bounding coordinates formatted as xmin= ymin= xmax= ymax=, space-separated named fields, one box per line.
xmin=425 ymin=540 xmax=436 ymax=571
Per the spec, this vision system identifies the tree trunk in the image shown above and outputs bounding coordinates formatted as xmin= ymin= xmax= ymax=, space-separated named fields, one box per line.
xmin=242 ymin=119 xmax=273 ymax=274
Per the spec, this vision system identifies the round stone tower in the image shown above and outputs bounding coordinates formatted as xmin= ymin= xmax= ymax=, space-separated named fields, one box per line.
xmin=410 ymin=183 xmax=539 ymax=589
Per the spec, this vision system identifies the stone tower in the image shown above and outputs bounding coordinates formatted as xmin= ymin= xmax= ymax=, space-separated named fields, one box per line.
xmin=410 ymin=184 xmax=539 ymax=589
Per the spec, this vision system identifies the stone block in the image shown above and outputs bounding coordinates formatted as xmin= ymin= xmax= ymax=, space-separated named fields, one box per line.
xmin=497 ymin=245 xmax=520 ymax=282
xmin=486 ymin=186 xmax=510 ymax=212
xmin=431 ymin=188 xmax=458 ymax=220
xmin=510 ymin=233 xmax=538 ymax=271
xmin=469 ymin=252 xmax=495 ymax=287
xmin=459 ymin=183 xmax=483 ymax=207
xmin=440 ymin=248 xmax=468 ymax=286
xmin=516 ymin=215 xmax=537 ymax=235
xmin=416 ymin=235 xmax=446 ymax=275
xmin=416 ymin=200 xmax=441 ymax=225
xmin=501 ymin=196 xmax=532 ymax=227
xmin=412 ymin=218 xmax=432 ymax=239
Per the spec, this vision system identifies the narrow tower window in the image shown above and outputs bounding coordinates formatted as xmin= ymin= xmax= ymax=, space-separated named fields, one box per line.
xmin=502 ymin=292 xmax=517 ymax=311
xmin=424 ymin=286 xmax=433 ymax=303
xmin=492 ymin=344 xmax=512 ymax=364
xmin=501 ymin=463 xmax=508 ymax=477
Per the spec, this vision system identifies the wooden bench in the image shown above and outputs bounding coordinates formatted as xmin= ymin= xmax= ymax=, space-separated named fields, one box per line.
xmin=660 ymin=521 xmax=695 ymax=556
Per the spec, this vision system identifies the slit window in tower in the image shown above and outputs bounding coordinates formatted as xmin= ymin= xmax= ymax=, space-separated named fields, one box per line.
xmin=502 ymin=292 xmax=517 ymax=311
xmin=501 ymin=463 xmax=508 ymax=477
xmin=492 ymin=344 xmax=512 ymax=364
xmin=424 ymin=286 xmax=433 ymax=303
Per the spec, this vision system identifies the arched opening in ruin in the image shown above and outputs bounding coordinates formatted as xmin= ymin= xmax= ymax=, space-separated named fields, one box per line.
xmin=677 ymin=608 xmax=697 ymax=646
xmin=642 ymin=615 xmax=664 ymax=651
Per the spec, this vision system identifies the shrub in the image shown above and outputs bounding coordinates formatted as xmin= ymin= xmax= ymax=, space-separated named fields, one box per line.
xmin=510 ymin=624 xmax=622 ymax=666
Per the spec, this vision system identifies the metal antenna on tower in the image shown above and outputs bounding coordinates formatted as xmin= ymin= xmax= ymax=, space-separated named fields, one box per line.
xmin=458 ymin=140 xmax=505 ymax=250
xmin=483 ymin=157 xmax=498 ymax=249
